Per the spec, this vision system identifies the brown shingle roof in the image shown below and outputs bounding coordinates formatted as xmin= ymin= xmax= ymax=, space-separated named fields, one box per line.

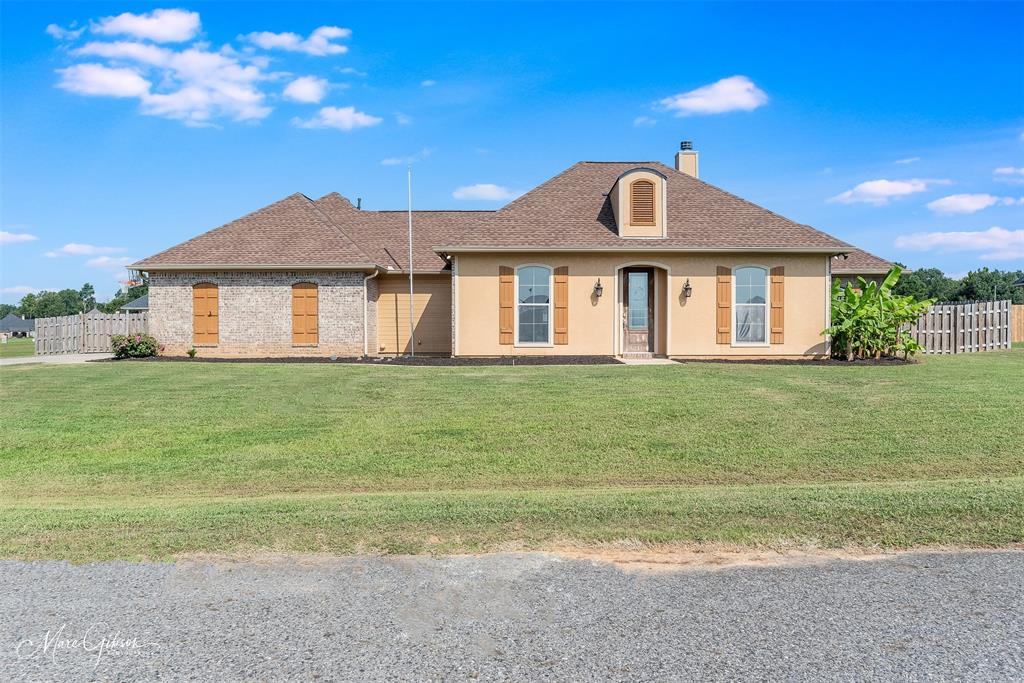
xmin=831 ymin=249 xmax=894 ymax=274
xmin=314 ymin=193 xmax=491 ymax=272
xmin=437 ymin=161 xmax=853 ymax=252
xmin=132 ymin=193 xmax=374 ymax=269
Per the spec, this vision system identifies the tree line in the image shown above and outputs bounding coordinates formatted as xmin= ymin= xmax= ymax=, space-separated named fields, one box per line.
xmin=0 ymin=277 xmax=149 ymax=320
xmin=892 ymin=266 xmax=1024 ymax=305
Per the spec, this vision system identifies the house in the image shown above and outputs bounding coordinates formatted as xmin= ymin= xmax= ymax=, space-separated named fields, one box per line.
xmin=831 ymin=249 xmax=896 ymax=288
xmin=133 ymin=142 xmax=866 ymax=359
xmin=120 ymin=294 xmax=149 ymax=312
xmin=0 ymin=313 xmax=35 ymax=340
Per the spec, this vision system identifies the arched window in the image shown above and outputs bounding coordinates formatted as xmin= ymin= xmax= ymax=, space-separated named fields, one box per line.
xmin=734 ymin=267 xmax=767 ymax=344
xmin=292 ymin=283 xmax=318 ymax=345
xmin=516 ymin=265 xmax=552 ymax=344
xmin=630 ymin=180 xmax=656 ymax=226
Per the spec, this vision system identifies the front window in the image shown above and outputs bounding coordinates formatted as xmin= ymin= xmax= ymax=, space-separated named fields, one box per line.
xmin=517 ymin=265 xmax=551 ymax=344
xmin=734 ymin=266 xmax=767 ymax=344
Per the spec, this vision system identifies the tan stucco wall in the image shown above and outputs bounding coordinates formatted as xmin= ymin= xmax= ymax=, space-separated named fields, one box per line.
xmin=454 ymin=252 xmax=830 ymax=357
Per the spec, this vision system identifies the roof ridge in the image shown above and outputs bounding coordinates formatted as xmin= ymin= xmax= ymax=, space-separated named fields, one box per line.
xmin=300 ymin=194 xmax=376 ymax=264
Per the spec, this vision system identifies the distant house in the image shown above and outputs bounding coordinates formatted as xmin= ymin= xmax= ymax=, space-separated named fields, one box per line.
xmin=831 ymin=249 xmax=897 ymax=288
xmin=120 ymin=294 xmax=149 ymax=312
xmin=0 ymin=313 xmax=35 ymax=339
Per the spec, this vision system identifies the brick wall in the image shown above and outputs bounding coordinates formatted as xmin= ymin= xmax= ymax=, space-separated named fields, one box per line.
xmin=149 ymin=270 xmax=372 ymax=357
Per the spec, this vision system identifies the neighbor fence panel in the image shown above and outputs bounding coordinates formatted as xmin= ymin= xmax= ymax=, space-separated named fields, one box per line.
xmin=908 ymin=300 xmax=1011 ymax=354
xmin=34 ymin=311 xmax=148 ymax=355
xmin=1013 ymin=304 xmax=1024 ymax=343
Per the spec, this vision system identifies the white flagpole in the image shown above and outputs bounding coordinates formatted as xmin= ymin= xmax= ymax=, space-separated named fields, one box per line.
xmin=407 ymin=166 xmax=415 ymax=357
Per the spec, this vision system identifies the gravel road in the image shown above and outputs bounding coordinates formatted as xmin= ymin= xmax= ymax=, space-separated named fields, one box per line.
xmin=2 ymin=550 xmax=1021 ymax=681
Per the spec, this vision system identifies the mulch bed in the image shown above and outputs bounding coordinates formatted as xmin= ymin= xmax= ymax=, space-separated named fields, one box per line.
xmin=105 ymin=355 xmax=623 ymax=366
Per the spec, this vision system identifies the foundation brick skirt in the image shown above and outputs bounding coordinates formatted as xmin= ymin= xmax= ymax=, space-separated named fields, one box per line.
xmin=149 ymin=270 xmax=373 ymax=357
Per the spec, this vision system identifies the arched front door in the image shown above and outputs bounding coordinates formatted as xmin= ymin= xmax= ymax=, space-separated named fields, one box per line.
xmin=622 ymin=267 xmax=654 ymax=354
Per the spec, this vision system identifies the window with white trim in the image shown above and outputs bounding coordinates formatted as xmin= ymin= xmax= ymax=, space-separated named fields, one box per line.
xmin=516 ymin=265 xmax=551 ymax=344
xmin=734 ymin=266 xmax=767 ymax=344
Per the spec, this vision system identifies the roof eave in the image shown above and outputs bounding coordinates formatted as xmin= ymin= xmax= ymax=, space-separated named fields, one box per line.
xmin=435 ymin=246 xmax=847 ymax=254
xmin=131 ymin=262 xmax=379 ymax=272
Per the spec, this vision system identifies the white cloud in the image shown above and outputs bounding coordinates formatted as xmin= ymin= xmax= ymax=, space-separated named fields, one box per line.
xmin=291 ymin=106 xmax=382 ymax=131
xmin=337 ymin=66 xmax=366 ymax=77
xmin=0 ymin=231 xmax=39 ymax=245
xmin=828 ymin=178 xmax=951 ymax=206
xmin=925 ymin=193 xmax=1023 ymax=215
xmin=283 ymin=76 xmax=328 ymax=103
xmin=92 ymin=9 xmax=200 ymax=43
xmin=45 ymin=243 xmax=125 ymax=257
xmin=395 ymin=112 xmax=412 ymax=125
xmin=381 ymin=148 xmax=435 ymax=166
xmin=243 ymin=26 xmax=350 ymax=56
xmin=895 ymin=226 xmax=1024 ymax=261
xmin=61 ymin=41 xmax=271 ymax=125
xmin=0 ymin=286 xmax=40 ymax=295
xmin=420 ymin=79 xmax=436 ymax=87
xmin=46 ymin=23 xmax=84 ymax=41
xmin=57 ymin=63 xmax=151 ymax=98
xmin=894 ymin=157 xmax=920 ymax=165
xmin=76 ymin=40 xmax=173 ymax=65
xmin=452 ymin=184 xmax=520 ymax=201
xmin=994 ymin=166 xmax=1024 ymax=185
xmin=633 ymin=116 xmax=657 ymax=127
xmin=658 ymin=75 xmax=768 ymax=116
xmin=85 ymin=256 xmax=136 ymax=270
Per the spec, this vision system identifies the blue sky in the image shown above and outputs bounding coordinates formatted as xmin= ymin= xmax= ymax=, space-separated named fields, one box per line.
xmin=1 ymin=1 xmax=1022 ymax=303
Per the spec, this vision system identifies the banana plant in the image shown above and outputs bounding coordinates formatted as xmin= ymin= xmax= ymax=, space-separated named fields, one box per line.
xmin=823 ymin=266 xmax=934 ymax=360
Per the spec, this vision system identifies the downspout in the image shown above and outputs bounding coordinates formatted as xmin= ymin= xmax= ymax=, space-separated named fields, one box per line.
xmin=363 ymin=269 xmax=380 ymax=357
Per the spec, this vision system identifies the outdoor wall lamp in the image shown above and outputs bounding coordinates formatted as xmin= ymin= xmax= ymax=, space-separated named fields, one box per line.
xmin=683 ymin=279 xmax=693 ymax=298
xmin=594 ymin=279 xmax=604 ymax=298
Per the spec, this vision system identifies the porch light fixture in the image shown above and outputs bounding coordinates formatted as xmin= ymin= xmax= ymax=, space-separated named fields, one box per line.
xmin=594 ymin=279 xmax=604 ymax=298
xmin=683 ymin=279 xmax=693 ymax=298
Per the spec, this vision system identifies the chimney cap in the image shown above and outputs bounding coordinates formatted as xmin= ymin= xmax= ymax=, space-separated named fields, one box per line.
xmin=680 ymin=140 xmax=693 ymax=151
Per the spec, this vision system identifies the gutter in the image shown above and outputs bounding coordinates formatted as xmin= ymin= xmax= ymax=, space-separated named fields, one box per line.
xmin=131 ymin=263 xmax=378 ymax=272
xmin=433 ymin=246 xmax=851 ymax=255
xmin=363 ymin=269 xmax=381 ymax=356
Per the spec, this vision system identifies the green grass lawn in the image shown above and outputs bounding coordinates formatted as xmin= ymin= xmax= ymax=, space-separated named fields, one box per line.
xmin=0 ymin=337 xmax=34 ymax=359
xmin=1 ymin=352 xmax=1021 ymax=560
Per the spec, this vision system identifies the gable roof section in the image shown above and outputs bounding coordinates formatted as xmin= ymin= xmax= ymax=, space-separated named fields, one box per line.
xmin=314 ymin=193 xmax=491 ymax=271
xmin=132 ymin=193 xmax=374 ymax=270
xmin=831 ymin=249 xmax=895 ymax=275
xmin=437 ymin=161 xmax=853 ymax=253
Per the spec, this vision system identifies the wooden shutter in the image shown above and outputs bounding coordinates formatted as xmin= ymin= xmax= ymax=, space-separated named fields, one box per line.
xmin=192 ymin=283 xmax=218 ymax=345
xmin=770 ymin=266 xmax=784 ymax=344
xmin=716 ymin=267 xmax=731 ymax=344
xmin=499 ymin=266 xmax=514 ymax=345
xmin=630 ymin=180 xmax=655 ymax=225
xmin=553 ymin=266 xmax=569 ymax=345
xmin=292 ymin=283 xmax=318 ymax=345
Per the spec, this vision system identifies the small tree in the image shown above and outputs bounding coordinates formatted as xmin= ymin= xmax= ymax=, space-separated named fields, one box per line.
xmin=824 ymin=266 xmax=934 ymax=360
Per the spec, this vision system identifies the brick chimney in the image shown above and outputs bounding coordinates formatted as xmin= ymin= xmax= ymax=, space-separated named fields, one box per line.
xmin=674 ymin=140 xmax=698 ymax=179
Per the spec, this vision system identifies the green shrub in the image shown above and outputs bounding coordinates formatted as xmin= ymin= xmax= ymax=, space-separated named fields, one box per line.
xmin=111 ymin=333 xmax=159 ymax=359
xmin=823 ymin=266 xmax=934 ymax=360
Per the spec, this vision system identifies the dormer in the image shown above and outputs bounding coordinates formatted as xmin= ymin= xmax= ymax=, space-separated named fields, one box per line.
xmin=609 ymin=167 xmax=666 ymax=238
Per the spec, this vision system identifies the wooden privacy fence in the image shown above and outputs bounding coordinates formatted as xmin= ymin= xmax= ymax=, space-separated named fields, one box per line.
xmin=907 ymin=300 xmax=1012 ymax=354
xmin=35 ymin=310 xmax=148 ymax=355
xmin=1013 ymin=304 xmax=1024 ymax=344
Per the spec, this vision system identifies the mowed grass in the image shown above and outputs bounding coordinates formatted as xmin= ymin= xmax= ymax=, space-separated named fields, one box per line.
xmin=1 ymin=351 xmax=1021 ymax=560
xmin=0 ymin=338 xmax=34 ymax=359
